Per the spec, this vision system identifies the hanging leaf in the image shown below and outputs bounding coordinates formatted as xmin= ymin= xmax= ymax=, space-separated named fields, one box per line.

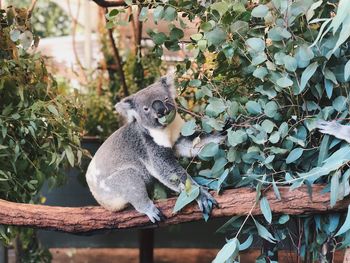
xmin=139 ymin=7 xmax=148 ymax=22
xmin=317 ymin=135 xmax=329 ymax=166
xmin=153 ymin=6 xmax=164 ymax=23
xmin=272 ymin=179 xmax=281 ymax=200
xmin=335 ymin=204 xmax=350 ymax=236
xmin=239 ymin=235 xmax=253 ymax=251
xmin=298 ymin=62 xmax=318 ymax=94
xmin=164 ymin=6 xmax=177 ymax=21
xmin=64 ymin=145 xmax=74 ymax=167
xmin=254 ymin=220 xmax=276 ymax=243
xmin=278 ymin=215 xmax=290 ymax=224
xmin=345 ymin=60 xmax=350 ymax=81
xmin=212 ymin=238 xmax=239 ymax=263
xmin=330 ymin=171 xmax=340 ymax=207
xmin=260 ymin=197 xmax=272 ymax=223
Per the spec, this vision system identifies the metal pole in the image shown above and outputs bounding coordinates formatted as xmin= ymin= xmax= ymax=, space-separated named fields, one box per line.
xmin=0 ymin=243 xmax=8 ymax=263
xmin=138 ymin=229 xmax=154 ymax=263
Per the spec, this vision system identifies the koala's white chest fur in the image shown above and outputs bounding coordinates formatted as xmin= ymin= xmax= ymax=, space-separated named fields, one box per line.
xmin=147 ymin=113 xmax=185 ymax=148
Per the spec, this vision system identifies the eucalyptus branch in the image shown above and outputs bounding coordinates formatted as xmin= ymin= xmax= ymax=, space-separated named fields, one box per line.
xmin=105 ymin=9 xmax=129 ymax=97
xmin=235 ymin=201 xmax=257 ymax=239
xmin=91 ymin=0 xmax=127 ymax=7
xmin=66 ymin=0 xmax=88 ymax=83
xmin=27 ymin=0 xmax=38 ymax=19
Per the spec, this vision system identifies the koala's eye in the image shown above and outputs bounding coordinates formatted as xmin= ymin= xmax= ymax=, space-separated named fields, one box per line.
xmin=164 ymin=97 xmax=169 ymax=101
xmin=143 ymin=106 xmax=149 ymax=112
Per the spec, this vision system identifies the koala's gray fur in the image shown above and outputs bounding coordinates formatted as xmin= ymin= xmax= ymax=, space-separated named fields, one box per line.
xmin=86 ymin=75 xmax=221 ymax=223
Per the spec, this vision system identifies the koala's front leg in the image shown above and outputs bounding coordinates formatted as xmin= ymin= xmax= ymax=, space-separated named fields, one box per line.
xmin=151 ymin=151 xmax=217 ymax=214
xmin=317 ymin=120 xmax=350 ymax=143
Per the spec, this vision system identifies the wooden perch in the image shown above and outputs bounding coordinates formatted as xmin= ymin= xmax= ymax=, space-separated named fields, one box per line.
xmin=0 ymin=185 xmax=349 ymax=233
xmin=92 ymin=0 xmax=127 ymax=7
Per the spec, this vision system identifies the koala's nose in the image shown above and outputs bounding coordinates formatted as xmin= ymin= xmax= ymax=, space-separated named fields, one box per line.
xmin=152 ymin=100 xmax=168 ymax=117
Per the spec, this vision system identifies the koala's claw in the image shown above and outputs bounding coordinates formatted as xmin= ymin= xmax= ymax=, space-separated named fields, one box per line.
xmin=316 ymin=120 xmax=339 ymax=136
xmin=145 ymin=205 xmax=166 ymax=223
xmin=196 ymin=188 xmax=217 ymax=215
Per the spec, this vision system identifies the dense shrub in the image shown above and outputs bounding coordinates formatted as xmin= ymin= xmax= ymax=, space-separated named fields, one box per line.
xmin=106 ymin=0 xmax=350 ymax=261
xmin=0 ymin=6 xmax=83 ymax=261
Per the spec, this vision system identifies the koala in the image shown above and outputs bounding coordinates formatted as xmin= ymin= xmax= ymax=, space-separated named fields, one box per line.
xmin=86 ymin=75 xmax=222 ymax=223
xmin=317 ymin=120 xmax=350 ymax=143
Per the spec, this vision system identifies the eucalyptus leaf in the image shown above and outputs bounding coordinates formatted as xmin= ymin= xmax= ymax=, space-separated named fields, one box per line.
xmin=246 ymin=38 xmax=265 ymax=53
xmin=153 ymin=6 xmax=164 ymax=23
xmin=212 ymin=238 xmax=239 ymax=263
xmin=252 ymin=5 xmax=269 ymax=18
xmin=330 ymin=171 xmax=340 ymax=207
xmin=239 ymin=235 xmax=253 ymax=251
xmin=246 ymin=101 xmax=262 ymax=115
xmin=211 ymin=2 xmax=229 ymax=17
xmin=199 ymin=142 xmax=219 ymax=158
xmin=335 ymin=204 xmax=350 ymax=236
xmin=173 ymin=186 xmax=200 ymax=213
xmin=254 ymin=220 xmax=276 ymax=243
xmin=299 ymin=62 xmax=318 ymax=94
xmin=181 ymin=119 xmax=196 ymax=136
xmin=286 ymin=148 xmax=304 ymax=164
xmin=264 ymin=101 xmax=278 ymax=118
xmin=260 ymin=197 xmax=272 ymax=223
xmin=345 ymin=60 xmax=350 ymax=81
xmin=205 ymin=27 xmax=226 ymax=46
xmin=277 ymin=76 xmax=293 ymax=87
xmin=139 ymin=7 xmax=148 ymax=22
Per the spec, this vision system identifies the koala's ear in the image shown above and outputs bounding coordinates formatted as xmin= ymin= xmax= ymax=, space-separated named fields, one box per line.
xmin=160 ymin=74 xmax=177 ymax=99
xmin=115 ymin=97 xmax=137 ymax=123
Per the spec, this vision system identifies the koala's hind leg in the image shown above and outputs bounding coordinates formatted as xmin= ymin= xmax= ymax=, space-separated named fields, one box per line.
xmin=105 ymin=169 xmax=165 ymax=223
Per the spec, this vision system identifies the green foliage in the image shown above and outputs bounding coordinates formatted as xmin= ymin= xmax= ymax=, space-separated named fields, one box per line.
xmin=6 ymin=0 xmax=71 ymax=38
xmin=135 ymin=0 xmax=350 ymax=261
xmin=0 ymin=6 xmax=83 ymax=261
xmin=80 ymin=88 xmax=119 ymax=139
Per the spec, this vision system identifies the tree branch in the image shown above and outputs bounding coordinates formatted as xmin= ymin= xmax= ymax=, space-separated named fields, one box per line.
xmin=91 ymin=0 xmax=127 ymax=7
xmin=0 ymin=186 xmax=348 ymax=233
xmin=27 ymin=0 xmax=38 ymax=19
xmin=106 ymin=9 xmax=129 ymax=96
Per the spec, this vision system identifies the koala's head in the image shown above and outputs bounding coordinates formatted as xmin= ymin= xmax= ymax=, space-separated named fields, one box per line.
xmin=115 ymin=75 xmax=177 ymax=129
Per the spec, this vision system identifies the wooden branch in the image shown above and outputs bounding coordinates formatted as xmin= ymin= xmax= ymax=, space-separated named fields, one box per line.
xmin=0 ymin=186 xmax=349 ymax=233
xmin=27 ymin=0 xmax=38 ymax=18
xmin=91 ymin=0 xmax=127 ymax=7
xmin=105 ymin=9 xmax=129 ymax=96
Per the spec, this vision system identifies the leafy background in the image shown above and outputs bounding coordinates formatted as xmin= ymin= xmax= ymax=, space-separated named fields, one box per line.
xmin=1 ymin=0 xmax=350 ymax=262
xmin=108 ymin=0 xmax=350 ymax=261
xmin=0 ymin=5 xmax=84 ymax=261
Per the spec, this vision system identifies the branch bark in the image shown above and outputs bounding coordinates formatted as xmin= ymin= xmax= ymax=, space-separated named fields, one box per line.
xmin=27 ymin=0 xmax=38 ymax=19
xmin=0 ymin=186 xmax=348 ymax=233
xmin=92 ymin=0 xmax=127 ymax=7
xmin=105 ymin=9 xmax=129 ymax=96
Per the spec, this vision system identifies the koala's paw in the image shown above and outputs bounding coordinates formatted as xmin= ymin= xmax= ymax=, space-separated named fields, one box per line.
xmin=145 ymin=205 xmax=166 ymax=223
xmin=316 ymin=120 xmax=340 ymax=136
xmin=196 ymin=187 xmax=218 ymax=215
